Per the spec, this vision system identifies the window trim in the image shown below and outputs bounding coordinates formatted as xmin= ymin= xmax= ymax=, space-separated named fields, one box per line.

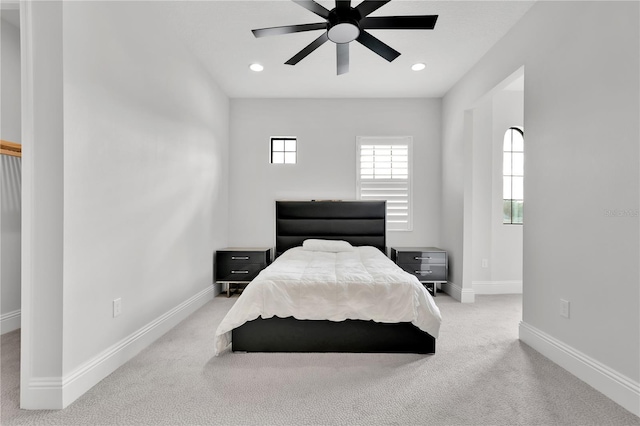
xmin=270 ymin=136 xmax=297 ymax=164
xmin=503 ymin=127 xmax=524 ymax=225
xmin=356 ymin=136 xmax=413 ymax=232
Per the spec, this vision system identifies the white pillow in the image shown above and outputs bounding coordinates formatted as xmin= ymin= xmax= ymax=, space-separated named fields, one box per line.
xmin=302 ymin=239 xmax=354 ymax=253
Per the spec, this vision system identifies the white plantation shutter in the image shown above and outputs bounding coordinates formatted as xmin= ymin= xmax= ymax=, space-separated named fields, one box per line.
xmin=356 ymin=137 xmax=412 ymax=231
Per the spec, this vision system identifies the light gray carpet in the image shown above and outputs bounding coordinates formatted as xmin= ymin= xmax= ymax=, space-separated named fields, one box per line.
xmin=2 ymin=294 xmax=639 ymax=425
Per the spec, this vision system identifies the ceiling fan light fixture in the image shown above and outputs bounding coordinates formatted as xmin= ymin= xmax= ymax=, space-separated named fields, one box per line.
xmin=411 ymin=63 xmax=426 ymax=71
xmin=249 ymin=63 xmax=264 ymax=72
xmin=328 ymin=22 xmax=360 ymax=44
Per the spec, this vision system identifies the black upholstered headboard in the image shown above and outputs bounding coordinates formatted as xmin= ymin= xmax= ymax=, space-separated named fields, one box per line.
xmin=275 ymin=200 xmax=386 ymax=257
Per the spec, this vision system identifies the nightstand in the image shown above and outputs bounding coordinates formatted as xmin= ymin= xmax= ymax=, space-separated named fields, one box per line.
xmin=390 ymin=247 xmax=448 ymax=297
xmin=215 ymin=248 xmax=272 ymax=297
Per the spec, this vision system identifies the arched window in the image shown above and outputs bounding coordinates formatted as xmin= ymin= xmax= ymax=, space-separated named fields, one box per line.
xmin=503 ymin=127 xmax=524 ymax=224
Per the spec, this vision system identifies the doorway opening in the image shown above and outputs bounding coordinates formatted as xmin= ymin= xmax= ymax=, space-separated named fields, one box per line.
xmin=463 ymin=67 xmax=525 ymax=302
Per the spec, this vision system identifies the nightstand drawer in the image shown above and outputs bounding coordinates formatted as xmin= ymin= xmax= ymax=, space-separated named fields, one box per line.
xmin=394 ymin=251 xmax=447 ymax=265
xmin=216 ymin=263 xmax=265 ymax=282
xmin=217 ymin=251 xmax=269 ymax=266
xmin=398 ymin=264 xmax=447 ymax=282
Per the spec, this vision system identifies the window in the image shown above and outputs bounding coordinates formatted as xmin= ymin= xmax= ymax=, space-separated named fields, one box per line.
xmin=503 ymin=127 xmax=524 ymax=224
xmin=356 ymin=136 xmax=412 ymax=231
xmin=271 ymin=137 xmax=297 ymax=164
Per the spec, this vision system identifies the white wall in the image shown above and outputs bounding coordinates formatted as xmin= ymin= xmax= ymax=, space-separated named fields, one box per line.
xmin=470 ymin=100 xmax=493 ymax=285
xmin=0 ymin=154 xmax=21 ymax=334
xmin=1 ymin=12 xmax=22 ymax=333
xmin=20 ymin=0 xmax=65 ymax=407
xmin=62 ymin=0 xmax=229 ymax=381
xmin=1 ymin=11 xmax=21 ymax=141
xmin=21 ymin=1 xmax=230 ymax=408
xmin=228 ymin=98 xmax=442 ymax=251
xmin=442 ymin=1 xmax=639 ymax=414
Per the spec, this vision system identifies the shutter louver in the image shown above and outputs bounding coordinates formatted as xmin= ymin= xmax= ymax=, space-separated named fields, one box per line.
xmin=357 ymin=139 xmax=412 ymax=231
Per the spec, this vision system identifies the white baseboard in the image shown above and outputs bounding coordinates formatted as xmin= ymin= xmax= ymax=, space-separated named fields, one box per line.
xmin=1 ymin=309 xmax=21 ymax=334
xmin=22 ymin=286 xmax=214 ymax=409
xmin=23 ymin=377 xmax=64 ymax=410
xmin=212 ymin=281 xmax=222 ymax=296
xmin=473 ymin=280 xmax=522 ymax=295
xmin=519 ymin=321 xmax=640 ymax=417
xmin=441 ymin=282 xmax=475 ymax=303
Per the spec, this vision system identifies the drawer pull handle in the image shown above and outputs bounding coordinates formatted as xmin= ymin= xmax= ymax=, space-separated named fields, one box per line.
xmin=231 ymin=256 xmax=250 ymax=260
xmin=231 ymin=270 xmax=249 ymax=274
xmin=415 ymin=270 xmax=433 ymax=274
xmin=414 ymin=256 xmax=431 ymax=260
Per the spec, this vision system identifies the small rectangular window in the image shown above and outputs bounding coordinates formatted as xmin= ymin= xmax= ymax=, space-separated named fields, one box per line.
xmin=271 ymin=137 xmax=297 ymax=164
xmin=356 ymin=136 xmax=413 ymax=231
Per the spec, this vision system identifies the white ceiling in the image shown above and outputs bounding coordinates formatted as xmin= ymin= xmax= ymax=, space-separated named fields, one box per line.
xmin=159 ymin=1 xmax=535 ymax=98
xmin=2 ymin=1 xmax=534 ymax=99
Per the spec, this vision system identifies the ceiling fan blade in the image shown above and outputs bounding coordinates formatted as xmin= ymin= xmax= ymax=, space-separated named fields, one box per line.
xmin=355 ymin=0 xmax=391 ymax=18
xmin=336 ymin=0 xmax=351 ymax=12
xmin=285 ymin=32 xmax=330 ymax=65
xmin=356 ymin=30 xmax=400 ymax=62
xmin=337 ymin=43 xmax=349 ymax=75
xmin=252 ymin=23 xmax=327 ymax=38
xmin=360 ymin=15 xmax=438 ymax=30
xmin=292 ymin=0 xmax=331 ymax=19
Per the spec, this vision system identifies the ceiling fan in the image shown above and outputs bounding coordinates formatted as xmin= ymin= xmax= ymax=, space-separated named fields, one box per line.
xmin=251 ymin=0 xmax=438 ymax=75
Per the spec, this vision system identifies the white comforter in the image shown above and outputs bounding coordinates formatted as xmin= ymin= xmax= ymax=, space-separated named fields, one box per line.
xmin=214 ymin=246 xmax=442 ymax=355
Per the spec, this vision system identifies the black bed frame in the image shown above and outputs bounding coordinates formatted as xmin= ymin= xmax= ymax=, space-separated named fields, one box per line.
xmin=231 ymin=200 xmax=436 ymax=354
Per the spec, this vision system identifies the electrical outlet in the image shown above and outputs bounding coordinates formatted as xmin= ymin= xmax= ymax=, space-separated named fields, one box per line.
xmin=560 ymin=299 xmax=570 ymax=318
xmin=113 ymin=298 xmax=122 ymax=318
xmin=481 ymin=259 xmax=489 ymax=268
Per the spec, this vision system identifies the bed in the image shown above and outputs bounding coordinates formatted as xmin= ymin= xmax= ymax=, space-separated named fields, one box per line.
xmin=213 ymin=200 xmax=441 ymax=355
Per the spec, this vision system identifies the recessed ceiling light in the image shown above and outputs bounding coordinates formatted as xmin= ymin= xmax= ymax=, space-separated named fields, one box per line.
xmin=411 ymin=63 xmax=426 ymax=71
xmin=249 ymin=63 xmax=264 ymax=72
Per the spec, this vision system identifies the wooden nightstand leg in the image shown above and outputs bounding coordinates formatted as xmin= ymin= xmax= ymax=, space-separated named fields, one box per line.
xmin=227 ymin=283 xmax=231 ymax=298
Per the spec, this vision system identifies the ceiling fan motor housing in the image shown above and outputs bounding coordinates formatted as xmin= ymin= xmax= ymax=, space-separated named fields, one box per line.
xmin=327 ymin=7 xmax=362 ymax=44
